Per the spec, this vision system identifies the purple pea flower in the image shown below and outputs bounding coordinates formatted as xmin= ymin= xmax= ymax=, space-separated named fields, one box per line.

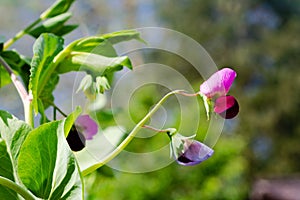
xmin=200 ymin=68 xmax=239 ymax=119
xmin=170 ymin=133 xmax=214 ymax=166
xmin=67 ymin=115 xmax=98 ymax=151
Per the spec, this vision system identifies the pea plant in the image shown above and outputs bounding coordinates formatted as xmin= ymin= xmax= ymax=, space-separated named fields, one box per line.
xmin=0 ymin=0 xmax=239 ymax=199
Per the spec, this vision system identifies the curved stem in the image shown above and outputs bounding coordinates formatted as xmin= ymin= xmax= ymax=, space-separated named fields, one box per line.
xmin=176 ymin=90 xmax=199 ymax=97
xmin=142 ymin=125 xmax=170 ymax=133
xmin=0 ymin=176 xmax=36 ymax=200
xmin=143 ymin=125 xmax=177 ymax=139
xmin=3 ymin=18 xmax=42 ymax=50
xmin=81 ymin=90 xmax=183 ymax=176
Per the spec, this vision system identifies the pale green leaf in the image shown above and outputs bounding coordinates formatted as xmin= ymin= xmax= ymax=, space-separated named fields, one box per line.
xmin=70 ymin=52 xmax=131 ymax=76
xmin=17 ymin=119 xmax=83 ymax=199
xmin=0 ymin=110 xmax=32 ymax=172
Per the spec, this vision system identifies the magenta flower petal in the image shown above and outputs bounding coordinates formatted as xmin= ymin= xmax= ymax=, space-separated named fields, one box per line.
xmin=214 ymin=95 xmax=239 ymax=119
xmin=177 ymin=140 xmax=214 ymax=166
xmin=200 ymin=68 xmax=237 ymax=98
xmin=75 ymin=115 xmax=98 ymax=140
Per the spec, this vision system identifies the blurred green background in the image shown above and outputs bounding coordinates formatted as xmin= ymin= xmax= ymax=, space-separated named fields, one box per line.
xmin=1 ymin=0 xmax=300 ymax=199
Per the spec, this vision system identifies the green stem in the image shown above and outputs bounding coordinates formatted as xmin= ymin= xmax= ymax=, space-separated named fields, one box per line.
xmin=24 ymin=99 xmax=34 ymax=127
xmin=3 ymin=18 xmax=42 ymax=50
xmin=45 ymin=100 xmax=67 ymax=117
xmin=0 ymin=56 xmax=33 ymax=126
xmin=0 ymin=176 xmax=36 ymax=200
xmin=81 ymin=90 xmax=182 ymax=176
xmin=53 ymin=104 xmax=67 ymax=117
xmin=53 ymin=107 xmax=57 ymax=121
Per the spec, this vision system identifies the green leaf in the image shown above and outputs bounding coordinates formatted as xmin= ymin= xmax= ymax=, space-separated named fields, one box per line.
xmin=29 ymin=33 xmax=64 ymax=114
xmin=0 ymin=50 xmax=31 ymax=88
xmin=0 ymin=110 xmax=83 ymax=199
xmin=41 ymin=0 xmax=75 ymax=19
xmin=0 ymin=141 xmax=18 ymax=200
xmin=102 ymin=29 xmax=146 ymax=44
xmin=64 ymin=106 xmax=82 ymax=137
xmin=54 ymin=24 xmax=78 ymax=36
xmin=39 ymin=72 xmax=59 ymax=110
xmin=29 ymin=13 xmax=77 ymax=38
xmin=17 ymin=119 xmax=83 ymax=199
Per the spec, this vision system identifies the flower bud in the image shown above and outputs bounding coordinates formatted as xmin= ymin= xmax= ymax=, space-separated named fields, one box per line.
xmin=170 ymin=133 xmax=214 ymax=166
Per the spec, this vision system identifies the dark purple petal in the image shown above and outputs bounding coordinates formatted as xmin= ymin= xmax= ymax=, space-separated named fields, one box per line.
xmin=176 ymin=140 xmax=214 ymax=166
xmin=66 ymin=126 xmax=86 ymax=151
xmin=200 ymin=68 xmax=237 ymax=98
xmin=214 ymin=95 xmax=239 ymax=119
xmin=75 ymin=115 xmax=98 ymax=140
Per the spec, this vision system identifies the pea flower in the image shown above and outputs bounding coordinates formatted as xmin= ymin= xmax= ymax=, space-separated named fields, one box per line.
xmin=67 ymin=115 xmax=98 ymax=151
xmin=170 ymin=132 xmax=214 ymax=166
xmin=200 ymin=68 xmax=239 ymax=119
